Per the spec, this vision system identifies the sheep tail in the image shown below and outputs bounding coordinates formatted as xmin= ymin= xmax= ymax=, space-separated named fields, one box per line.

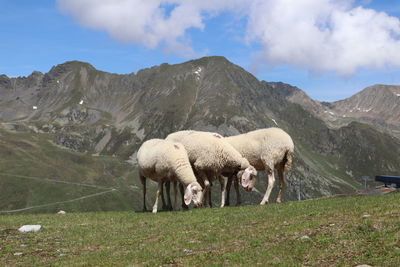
xmin=283 ymin=149 xmax=293 ymax=171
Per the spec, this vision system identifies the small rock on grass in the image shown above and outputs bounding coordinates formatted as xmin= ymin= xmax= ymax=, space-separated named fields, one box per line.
xmin=182 ymin=249 xmax=192 ymax=254
xmin=18 ymin=225 xmax=41 ymax=233
xmin=300 ymin=235 xmax=310 ymax=240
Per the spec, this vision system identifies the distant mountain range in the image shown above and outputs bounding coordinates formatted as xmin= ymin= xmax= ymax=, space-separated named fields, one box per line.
xmin=287 ymin=83 xmax=400 ymax=139
xmin=1 ymin=56 xmax=399 ymax=213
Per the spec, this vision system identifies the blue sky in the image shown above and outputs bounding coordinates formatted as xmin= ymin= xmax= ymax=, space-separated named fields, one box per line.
xmin=1 ymin=0 xmax=400 ymax=101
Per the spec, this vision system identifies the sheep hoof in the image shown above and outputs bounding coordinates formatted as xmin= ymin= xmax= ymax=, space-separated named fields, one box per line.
xmin=152 ymin=209 xmax=158 ymax=214
xmin=276 ymin=199 xmax=282 ymax=203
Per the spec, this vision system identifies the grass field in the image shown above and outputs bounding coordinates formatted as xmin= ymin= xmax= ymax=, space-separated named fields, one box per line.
xmin=1 ymin=192 xmax=399 ymax=266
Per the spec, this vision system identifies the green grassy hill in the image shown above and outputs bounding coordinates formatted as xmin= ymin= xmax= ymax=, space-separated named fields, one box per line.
xmin=1 ymin=193 xmax=399 ymax=266
xmin=0 ymin=126 xmax=143 ymax=213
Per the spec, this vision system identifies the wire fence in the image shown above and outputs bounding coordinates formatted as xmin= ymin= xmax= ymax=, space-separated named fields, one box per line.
xmin=0 ymin=172 xmax=118 ymax=214
xmin=0 ymin=189 xmax=117 ymax=214
xmin=0 ymin=172 xmax=112 ymax=190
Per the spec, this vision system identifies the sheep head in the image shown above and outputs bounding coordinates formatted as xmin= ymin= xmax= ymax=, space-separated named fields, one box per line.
xmin=238 ymin=166 xmax=257 ymax=191
xmin=184 ymin=182 xmax=203 ymax=207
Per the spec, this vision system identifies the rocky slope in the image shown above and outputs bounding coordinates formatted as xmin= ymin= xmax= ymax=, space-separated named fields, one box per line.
xmin=285 ymin=83 xmax=400 ymax=139
xmin=330 ymin=85 xmax=400 ymax=125
xmin=1 ymin=56 xmax=399 ymax=212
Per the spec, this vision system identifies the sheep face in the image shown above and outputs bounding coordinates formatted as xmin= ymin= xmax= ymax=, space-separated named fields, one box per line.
xmin=184 ymin=182 xmax=203 ymax=207
xmin=238 ymin=166 xmax=257 ymax=191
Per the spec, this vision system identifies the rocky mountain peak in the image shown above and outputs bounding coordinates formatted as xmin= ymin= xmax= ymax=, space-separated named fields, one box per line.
xmin=29 ymin=71 xmax=43 ymax=77
xmin=188 ymin=55 xmax=230 ymax=66
xmin=50 ymin=60 xmax=96 ymax=72
xmin=43 ymin=61 xmax=96 ymax=81
xmin=330 ymin=84 xmax=400 ymax=124
xmin=0 ymin=74 xmax=11 ymax=88
xmin=267 ymin=82 xmax=301 ymax=96
xmin=283 ymin=82 xmax=400 ymax=139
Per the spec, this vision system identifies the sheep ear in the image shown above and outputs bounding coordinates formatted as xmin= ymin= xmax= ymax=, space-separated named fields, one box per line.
xmin=237 ymin=170 xmax=245 ymax=180
xmin=184 ymin=184 xmax=193 ymax=206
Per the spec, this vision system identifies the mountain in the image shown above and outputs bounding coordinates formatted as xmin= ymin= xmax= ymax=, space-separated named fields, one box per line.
xmin=1 ymin=56 xmax=399 ymax=213
xmin=285 ymin=83 xmax=400 ymax=139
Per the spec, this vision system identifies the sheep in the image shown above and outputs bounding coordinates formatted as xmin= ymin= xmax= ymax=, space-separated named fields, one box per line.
xmin=165 ymin=130 xmax=257 ymax=208
xmin=224 ymin=127 xmax=294 ymax=205
xmin=137 ymin=138 xmax=203 ymax=213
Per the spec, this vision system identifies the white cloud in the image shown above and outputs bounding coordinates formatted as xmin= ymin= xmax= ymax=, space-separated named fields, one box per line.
xmin=57 ymin=0 xmax=244 ymax=57
xmin=246 ymin=0 xmax=400 ymax=75
xmin=58 ymin=0 xmax=400 ymax=75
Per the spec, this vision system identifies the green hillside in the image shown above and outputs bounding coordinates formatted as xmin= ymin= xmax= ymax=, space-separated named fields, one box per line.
xmin=1 ymin=193 xmax=399 ymax=266
xmin=0 ymin=126 xmax=142 ymax=213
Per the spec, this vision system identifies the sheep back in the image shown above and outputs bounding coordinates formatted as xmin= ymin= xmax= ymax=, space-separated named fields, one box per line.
xmin=137 ymin=139 xmax=196 ymax=184
xmin=166 ymin=130 xmax=249 ymax=173
xmin=226 ymin=128 xmax=294 ymax=171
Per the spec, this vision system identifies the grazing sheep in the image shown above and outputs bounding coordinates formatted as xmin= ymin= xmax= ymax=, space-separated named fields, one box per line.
xmin=166 ymin=130 xmax=257 ymax=208
xmin=137 ymin=139 xmax=203 ymax=213
xmin=225 ymin=127 xmax=294 ymax=205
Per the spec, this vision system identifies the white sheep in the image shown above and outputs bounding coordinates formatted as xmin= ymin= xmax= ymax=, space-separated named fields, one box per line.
xmin=224 ymin=127 xmax=294 ymax=205
xmin=137 ymin=138 xmax=203 ymax=213
xmin=165 ymin=130 xmax=257 ymax=208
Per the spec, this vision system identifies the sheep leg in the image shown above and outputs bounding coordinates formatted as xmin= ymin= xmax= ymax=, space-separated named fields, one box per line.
xmin=209 ymin=179 xmax=214 ymax=208
xmin=233 ymin=174 xmax=241 ymax=206
xmin=225 ymin=174 xmax=233 ymax=206
xmin=152 ymin=182 xmax=163 ymax=213
xmin=160 ymin=181 xmax=167 ymax=210
xmin=140 ymin=175 xmax=147 ymax=212
xmin=260 ymin=170 xmax=275 ymax=205
xmin=202 ymin=177 xmax=211 ymax=208
xmin=276 ymin=167 xmax=285 ymax=203
xmin=173 ymin=181 xmax=178 ymax=210
xmin=179 ymin=183 xmax=189 ymax=210
xmin=219 ymin=176 xmax=228 ymax=208
xmin=165 ymin=181 xmax=173 ymax=211
xmin=197 ymin=172 xmax=210 ymax=207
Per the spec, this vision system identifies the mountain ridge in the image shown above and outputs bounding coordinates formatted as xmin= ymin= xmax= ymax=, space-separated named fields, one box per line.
xmin=283 ymin=82 xmax=400 ymax=138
